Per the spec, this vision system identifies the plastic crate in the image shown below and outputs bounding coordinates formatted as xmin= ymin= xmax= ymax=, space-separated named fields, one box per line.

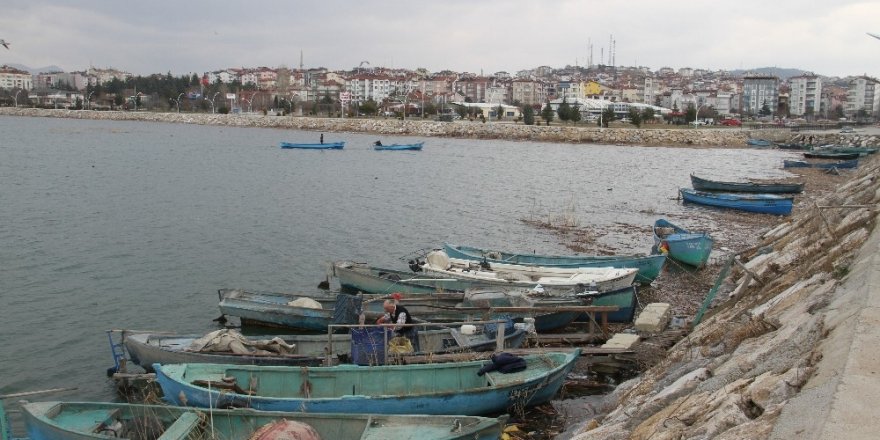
xmin=350 ymin=327 xmax=388 ymax=366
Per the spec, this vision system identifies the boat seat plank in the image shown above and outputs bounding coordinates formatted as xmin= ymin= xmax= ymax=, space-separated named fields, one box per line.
xmin=157 ymin=412 xmax=202 ymax=440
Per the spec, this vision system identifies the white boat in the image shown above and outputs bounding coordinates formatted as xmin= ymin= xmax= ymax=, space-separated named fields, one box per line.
xmin=419 ymin=250 xmax=638 ymax=293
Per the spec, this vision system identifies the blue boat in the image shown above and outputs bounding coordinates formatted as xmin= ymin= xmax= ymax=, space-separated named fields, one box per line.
xmin=374 ymin=141 xmax=424 ymax=151
xmin=783 ymin=159 xmax=858 ymax=169
xmin=442 ymin=243 xmax=666 ymax=285
xmin=16 ymin=400 xmax=504 ymax=440
xmin=280 ymin=141 xmax=345 ymax=149
xmin=746 ymin=138 xmax=772 ymax=147
xmin=680 ymin=188 xmax=794 ymax=215
xmin=652 ymin=219 xmax=714 ymax=268
xmin=153 ymin=350 xmax=581 ymax=416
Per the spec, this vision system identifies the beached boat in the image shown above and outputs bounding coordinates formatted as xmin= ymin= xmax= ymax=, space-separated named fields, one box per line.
xmin=121 ymin=325 xmax=526 ymax=370
xmin=690 ymin=174 xmax=804 ymax=194
xmin=419 ymin=250 xmax=638 ymax=294
xmin=217 ymin=288 xmax=463 ymax=331
xmin=774 ymin=142 xmax=809 ymax=150
xmin=746 ymin=138 xmax=771 ymax=147
xmin=279 ymin=141 xmax=344 ymax=150
xmin=803 ymin=151 xmax=860 ymax=160
xmin=374 ymin=141 xmax=423 ymax=151
xmin=652 ymin=219 xmax=714 ymax=268
xmin=578 ymin=285 xmax=639 ymax=323
xmin=332 ymin=261 xmax=471 ymax=294
xmin=680 ymin=188 xmax=794 ymax=215
xmin=18 ymin=401 xmax=504 ymax=440
xmin=811 ymin=146 xmax=877 ymax=155
xmin=154 ymin=350 xmax=580 ymax=415
xmin=441 ymin=243 xmax=665 ymax=285
xmin=783 ymin=159 xmax=858 ymax=169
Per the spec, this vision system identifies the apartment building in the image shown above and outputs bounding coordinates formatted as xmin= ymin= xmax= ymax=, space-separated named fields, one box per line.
xmin=845 ymin=75 xmax=880 ymax=118
xmin=0 ymin=65 xmax=33 ymax=90
xmin=742 ymin=75 xmax=779 ymax=116
xmin=511 ymin=79 xmax=545 ymax=105
xmin=789 ymin=75 xmax=822 ymax=117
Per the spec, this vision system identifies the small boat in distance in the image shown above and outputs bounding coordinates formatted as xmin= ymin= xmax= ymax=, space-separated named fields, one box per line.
xmin=653 ymin=219 xmax=713 ymax=268
xmin=280 ymin=141 xmax=345 ymax=149
xmin=18 ymin=401 xmax=505 ymax=440
xmin=690 ymin=174 xmax=804 ymax=194
xmin=746 ymin=138 xmax=772 ymax=147
xmin=803 ymin=151 xmax=860 ymax=160
xmin=783 ymin=159 xmax=859 ymax=169
xmin=680 ymin=188 xmax=794 ymax=215
xmin=374 ymin=141 xmax=424 ymax=151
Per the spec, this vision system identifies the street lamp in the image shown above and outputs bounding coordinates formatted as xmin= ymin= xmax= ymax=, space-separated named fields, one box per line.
xmin=208 ymin=92 xmax=220 ymax=114
xmin=14 ymin=90 xmax=22 ymax=108
xmin=86 ymin=91 xmax=95 ymax=110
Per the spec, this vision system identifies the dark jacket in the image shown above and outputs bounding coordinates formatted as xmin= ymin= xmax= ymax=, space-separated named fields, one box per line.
xmin=477 ymin=352 xmax=527 ymax=376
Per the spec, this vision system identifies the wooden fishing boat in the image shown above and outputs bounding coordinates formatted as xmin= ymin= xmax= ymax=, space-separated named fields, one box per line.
xmin=279 ymin=141 xmax=344 ymax=150
xmin=811 ymin=146 xmax=877 ymax=155
xmin=577 ymin=285 xmax=638 ymax=323
xmin=154 ymin=350 xmax=581 ymax=415
xmin=441 ymin=243 xmax=665 ymax=285
xmin=217 ymin=288 xmax=463 ymax=332
xmin=680 ymin=188 xmax=794 ymax=215
xmin=19 ymin=401 xmax=504 ymax=440
xmin=121 ymin=325 xmax=527 ymax=370
xmin=652 ymin=219 xmax=714 ymax=268
xmin=803 ymin=151 xmax=860 ymax=160
xmin=783 ymin=159 xmax=858 ymax=169
xmin=332 ymin=261 xmax=471 ymax=294
xmin=419 ymin=251 xmax=639 ymax=294
xmin=690 ymin=174 xmax=804 ymax=194
xmin=374 ymin=142 xmax=423 ymax=151
xmin=746 ymin=138 xmax=771 ymax=147
xmin=774 ymin=142 xmax=809 ymax=150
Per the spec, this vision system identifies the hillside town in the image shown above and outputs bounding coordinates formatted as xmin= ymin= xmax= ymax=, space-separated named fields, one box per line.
xmin=0 ymin=62 xmax=878 ymax=125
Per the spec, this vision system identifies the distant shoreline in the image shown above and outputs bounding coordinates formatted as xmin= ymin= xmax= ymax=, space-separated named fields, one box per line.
xmin=0 ymin=107 xmax=801 ymax=148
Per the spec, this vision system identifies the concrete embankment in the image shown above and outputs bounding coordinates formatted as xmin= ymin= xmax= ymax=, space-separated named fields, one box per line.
xmin=6 ymin=107 xmax=878 ymax=148
xmin=570 ymin=156 xmax=880 ymax=439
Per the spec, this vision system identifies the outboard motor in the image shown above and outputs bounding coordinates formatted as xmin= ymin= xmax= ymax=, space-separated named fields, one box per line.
xmin=479 ymin=258 xmax=491 ymax=271
xmin=408 ymin=259 xmax=423 ymax=272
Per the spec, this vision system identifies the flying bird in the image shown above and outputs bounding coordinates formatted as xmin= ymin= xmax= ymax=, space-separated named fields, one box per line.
xmin=868 ymin=32 xmax=880 ymax=41
xmin=0 ymin=39 xmax=9 ymax=49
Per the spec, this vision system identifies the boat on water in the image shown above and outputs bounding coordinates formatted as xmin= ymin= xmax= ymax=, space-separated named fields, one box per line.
xmin=803 ymin=151 xmax=861 ymax=160
xmin=17 ymin=401 xmax=504 ymax=440
xmin=419 ymin=250 xmax=639 ymax=294
xmin=280 ymin=141 xmax=345 ymax=150
xmin=374 ymin=141 xmax=424 ymax=151
xmin=120 ymin=324 xmax=526 ymax=370
xmin=217 ymin=288 xmax=463 ymax=332
xmin=652 ymin=219 xmax=714 ymax=268
xmin=154 ymin=350 xmax=581 ymax=415
xmin=680 ymin=188 xmax=794 ymax=215
xmin=441 ymin=243 xmax=665 ymax=285
xmin=690 ymin=174 xmax=804 ymax=194
xmin=783 ymin=159 xmax=858 ymax=169
xmin=746 ymin=138 xmax=772 ymax=147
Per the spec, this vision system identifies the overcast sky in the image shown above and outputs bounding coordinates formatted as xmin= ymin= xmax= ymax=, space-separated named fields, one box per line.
xmin=2 ymin=0 xmax=879 ymax=78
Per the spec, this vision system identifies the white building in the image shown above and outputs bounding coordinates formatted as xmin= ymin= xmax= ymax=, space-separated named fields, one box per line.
xmin=742 ymin=75 xmax=779 ymax=116
xmin=845 ymin=76 xmax=880 ymax=118
xmin=789 ymin=75 xmax=822 ymax=117
xmin=0 ymin=65 xmax=33 ymax=90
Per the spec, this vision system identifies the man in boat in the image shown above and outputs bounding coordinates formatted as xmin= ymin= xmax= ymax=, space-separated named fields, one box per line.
xmin=374 ymin=140 xmax=382 ymax=146
xmin=376 ymin=299 xmax=419 ymax=351
xmin=320 ymin=133 xmax=324 ymax=144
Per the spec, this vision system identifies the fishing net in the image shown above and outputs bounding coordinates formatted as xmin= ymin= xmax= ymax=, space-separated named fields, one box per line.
xmin=332 ymin=295 xmax=363 ymax=325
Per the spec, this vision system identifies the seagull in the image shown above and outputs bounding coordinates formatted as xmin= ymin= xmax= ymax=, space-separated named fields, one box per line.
xmin=868 ymin=32 xmax=880 ymax=41
xmin=0 ymin=39 xmax=9 ymax=49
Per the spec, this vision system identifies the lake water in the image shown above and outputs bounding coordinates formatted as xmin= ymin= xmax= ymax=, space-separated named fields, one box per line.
xmin=0 ymin=115 xmax=797 ymax=404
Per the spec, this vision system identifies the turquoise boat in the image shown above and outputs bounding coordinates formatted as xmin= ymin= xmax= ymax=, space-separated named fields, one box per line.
xmin=746 ymin=138 xmax=771 ymax=147
xmin=577 ymin=285 xmax=638 ymax=323
xmin=154 ymin=350 xmax=580 ymax=416
xmin=374 ymin=141 xmax=423 ymax=151
xmin=332 ymin=261 xmax=472 ymax=294
xmin=17 ymin=401 xmax=504 ymax=440
xmin=652 ymin=219 xmax=713 ymax=268
xmin=442 ymin=243 xmax=665 ymax=285
xmin=280 ymin=141 xmax=344 ymax=150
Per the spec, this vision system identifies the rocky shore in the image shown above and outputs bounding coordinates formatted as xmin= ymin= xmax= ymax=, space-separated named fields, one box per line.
xmin=569 ymin=155 xmax=880 ymax=439
xmin=3 ymin=107 xmax=879 ymax=148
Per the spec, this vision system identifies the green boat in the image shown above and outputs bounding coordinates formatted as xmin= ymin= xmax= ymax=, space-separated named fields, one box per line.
xmin=154 ymin=350 xmax=581 ymax=416
xmin=18 ymin=401 xmax=504 ymax=440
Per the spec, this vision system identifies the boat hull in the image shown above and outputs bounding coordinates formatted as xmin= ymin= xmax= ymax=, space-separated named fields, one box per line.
xmin=653 ymin=219 xmax=714 ymax=268
xmin=442 ymin=243 xmax=665 ymax=285
xmin=280 ymin=141 xmax=344 ymax=150
xmin=783 ymin=159 xmax=858 ymax=169
xmin=577 ymin=285 xmax=638 ymax=323
xmin=154 ymin=351 xmax=580 ymax=416
xmin=690 ymin=174 xmax=803 ymax=194
xmin=374 ymin=142 xmax=423 ymax=151
xmin=20 ymin=401 xmax=504 ymax=440
xmin=680 ymin=188 xmax=794 ymax=215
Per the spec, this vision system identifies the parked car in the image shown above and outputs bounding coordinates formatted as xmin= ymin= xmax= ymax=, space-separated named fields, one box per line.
xmin=720 ymin=118 xmax=742 ymax=126
xmin=840 ymin=126 xmax=854 ymax=133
